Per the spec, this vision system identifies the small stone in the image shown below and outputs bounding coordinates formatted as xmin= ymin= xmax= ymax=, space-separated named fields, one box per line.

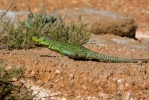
xmin=82 ymin=84 xmax=88 ymax=90
xmin=61 ymin=98 xmax=67 ymax=100
xmin=36 ymin=80 xmax=45 ymax=86
xmin=5 ymin=66 xmax=12 ymax=71
xmin=55 ymin=69 xmax=61 ymax=74
xmin=122 ymin=92 xmax=132 ymax=100
xmin=69 ymin=74 xmax=74 ymax=79
xmin=12 ymin=77 xmax=18 ymax=81
xmin=30 ymin=70 xmax=35 ymax=76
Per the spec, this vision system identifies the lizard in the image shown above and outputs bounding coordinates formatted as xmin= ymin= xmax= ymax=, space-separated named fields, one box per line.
xmin=32 ymin=36 xmax=149 ymax=63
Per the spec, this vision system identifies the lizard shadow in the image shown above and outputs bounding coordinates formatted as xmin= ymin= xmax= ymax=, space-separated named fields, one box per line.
xmin=40 ymin=55 xmax=105 ymax=62
xmin=40 ymin=55 xmax=57 ymax=57
xmin=72 ymin=58 xmax=103 ymax=62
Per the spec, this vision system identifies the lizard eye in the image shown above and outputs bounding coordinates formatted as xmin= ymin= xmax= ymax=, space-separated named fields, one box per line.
xmin=44 ymin=38 xmax=46 ymax=41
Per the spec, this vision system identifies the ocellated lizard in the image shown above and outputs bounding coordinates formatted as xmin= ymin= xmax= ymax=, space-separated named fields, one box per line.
xmin=32 ymin=36 xmax=149 ymax=63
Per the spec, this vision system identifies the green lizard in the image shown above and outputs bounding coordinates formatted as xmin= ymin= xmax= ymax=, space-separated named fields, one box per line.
xmin=32 ymin=36 xmax=149 ymax=63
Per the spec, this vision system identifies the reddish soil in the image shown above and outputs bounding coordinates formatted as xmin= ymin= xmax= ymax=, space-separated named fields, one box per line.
xmin=1 ymin=34 xmax=149 ymax=99
xmin=0 ymin=0 xmax=149 ymax=99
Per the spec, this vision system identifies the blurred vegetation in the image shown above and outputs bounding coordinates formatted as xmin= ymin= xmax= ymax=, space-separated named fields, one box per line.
xmin=0 ymin=0 xmax=92 ymax=49
xmin=0 ymin=63 xmax=34 ymax=100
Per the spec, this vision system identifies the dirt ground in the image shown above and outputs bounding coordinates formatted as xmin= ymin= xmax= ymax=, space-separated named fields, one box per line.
xmin=0 ymin=0 xmax=149 ymax=99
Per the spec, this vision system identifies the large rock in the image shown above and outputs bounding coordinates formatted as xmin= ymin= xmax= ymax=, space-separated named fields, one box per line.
xmin=50 ymin=7 xmax=138 ymax=38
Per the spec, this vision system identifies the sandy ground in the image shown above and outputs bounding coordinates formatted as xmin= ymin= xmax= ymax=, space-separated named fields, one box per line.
xmin=0 ymin=0 xmax=149 ymax=99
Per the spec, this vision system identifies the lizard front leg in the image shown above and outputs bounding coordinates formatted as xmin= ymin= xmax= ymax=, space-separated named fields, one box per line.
xmin=48 ymin=46 xmax=64 ymax=57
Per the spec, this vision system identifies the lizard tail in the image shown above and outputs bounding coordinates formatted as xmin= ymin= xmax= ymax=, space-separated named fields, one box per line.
xmin=87 ymin=50 xmax=149 ymax=63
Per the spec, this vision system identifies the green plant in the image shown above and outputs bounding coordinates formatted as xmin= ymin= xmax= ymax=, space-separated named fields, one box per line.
xmin=3 ymin=13 xmax=55 ymax=49
xmin=0 ymin=63 xmax=34 ymax=100
xmin=46 ymin=16 xmax=92 ymax=45
xmin=0 ymin=2 xmax=92 ymax=49
xmin=6 ymin=14 xmax=91 ymax=49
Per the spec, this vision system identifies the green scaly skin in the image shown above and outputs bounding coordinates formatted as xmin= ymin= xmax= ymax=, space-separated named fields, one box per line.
xmin=32 ymin=36 xmax=149 ymax=63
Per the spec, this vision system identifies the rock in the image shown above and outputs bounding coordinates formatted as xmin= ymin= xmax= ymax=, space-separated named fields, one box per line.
xmin=50 ymin=7 xmax=138 ymax=38
xmin=0 ymin=10 xmax=29 ymax=22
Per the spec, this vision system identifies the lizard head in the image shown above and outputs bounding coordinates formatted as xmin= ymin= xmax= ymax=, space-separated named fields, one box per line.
xmin=32 ymin=36 xmax=52 ymax=45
